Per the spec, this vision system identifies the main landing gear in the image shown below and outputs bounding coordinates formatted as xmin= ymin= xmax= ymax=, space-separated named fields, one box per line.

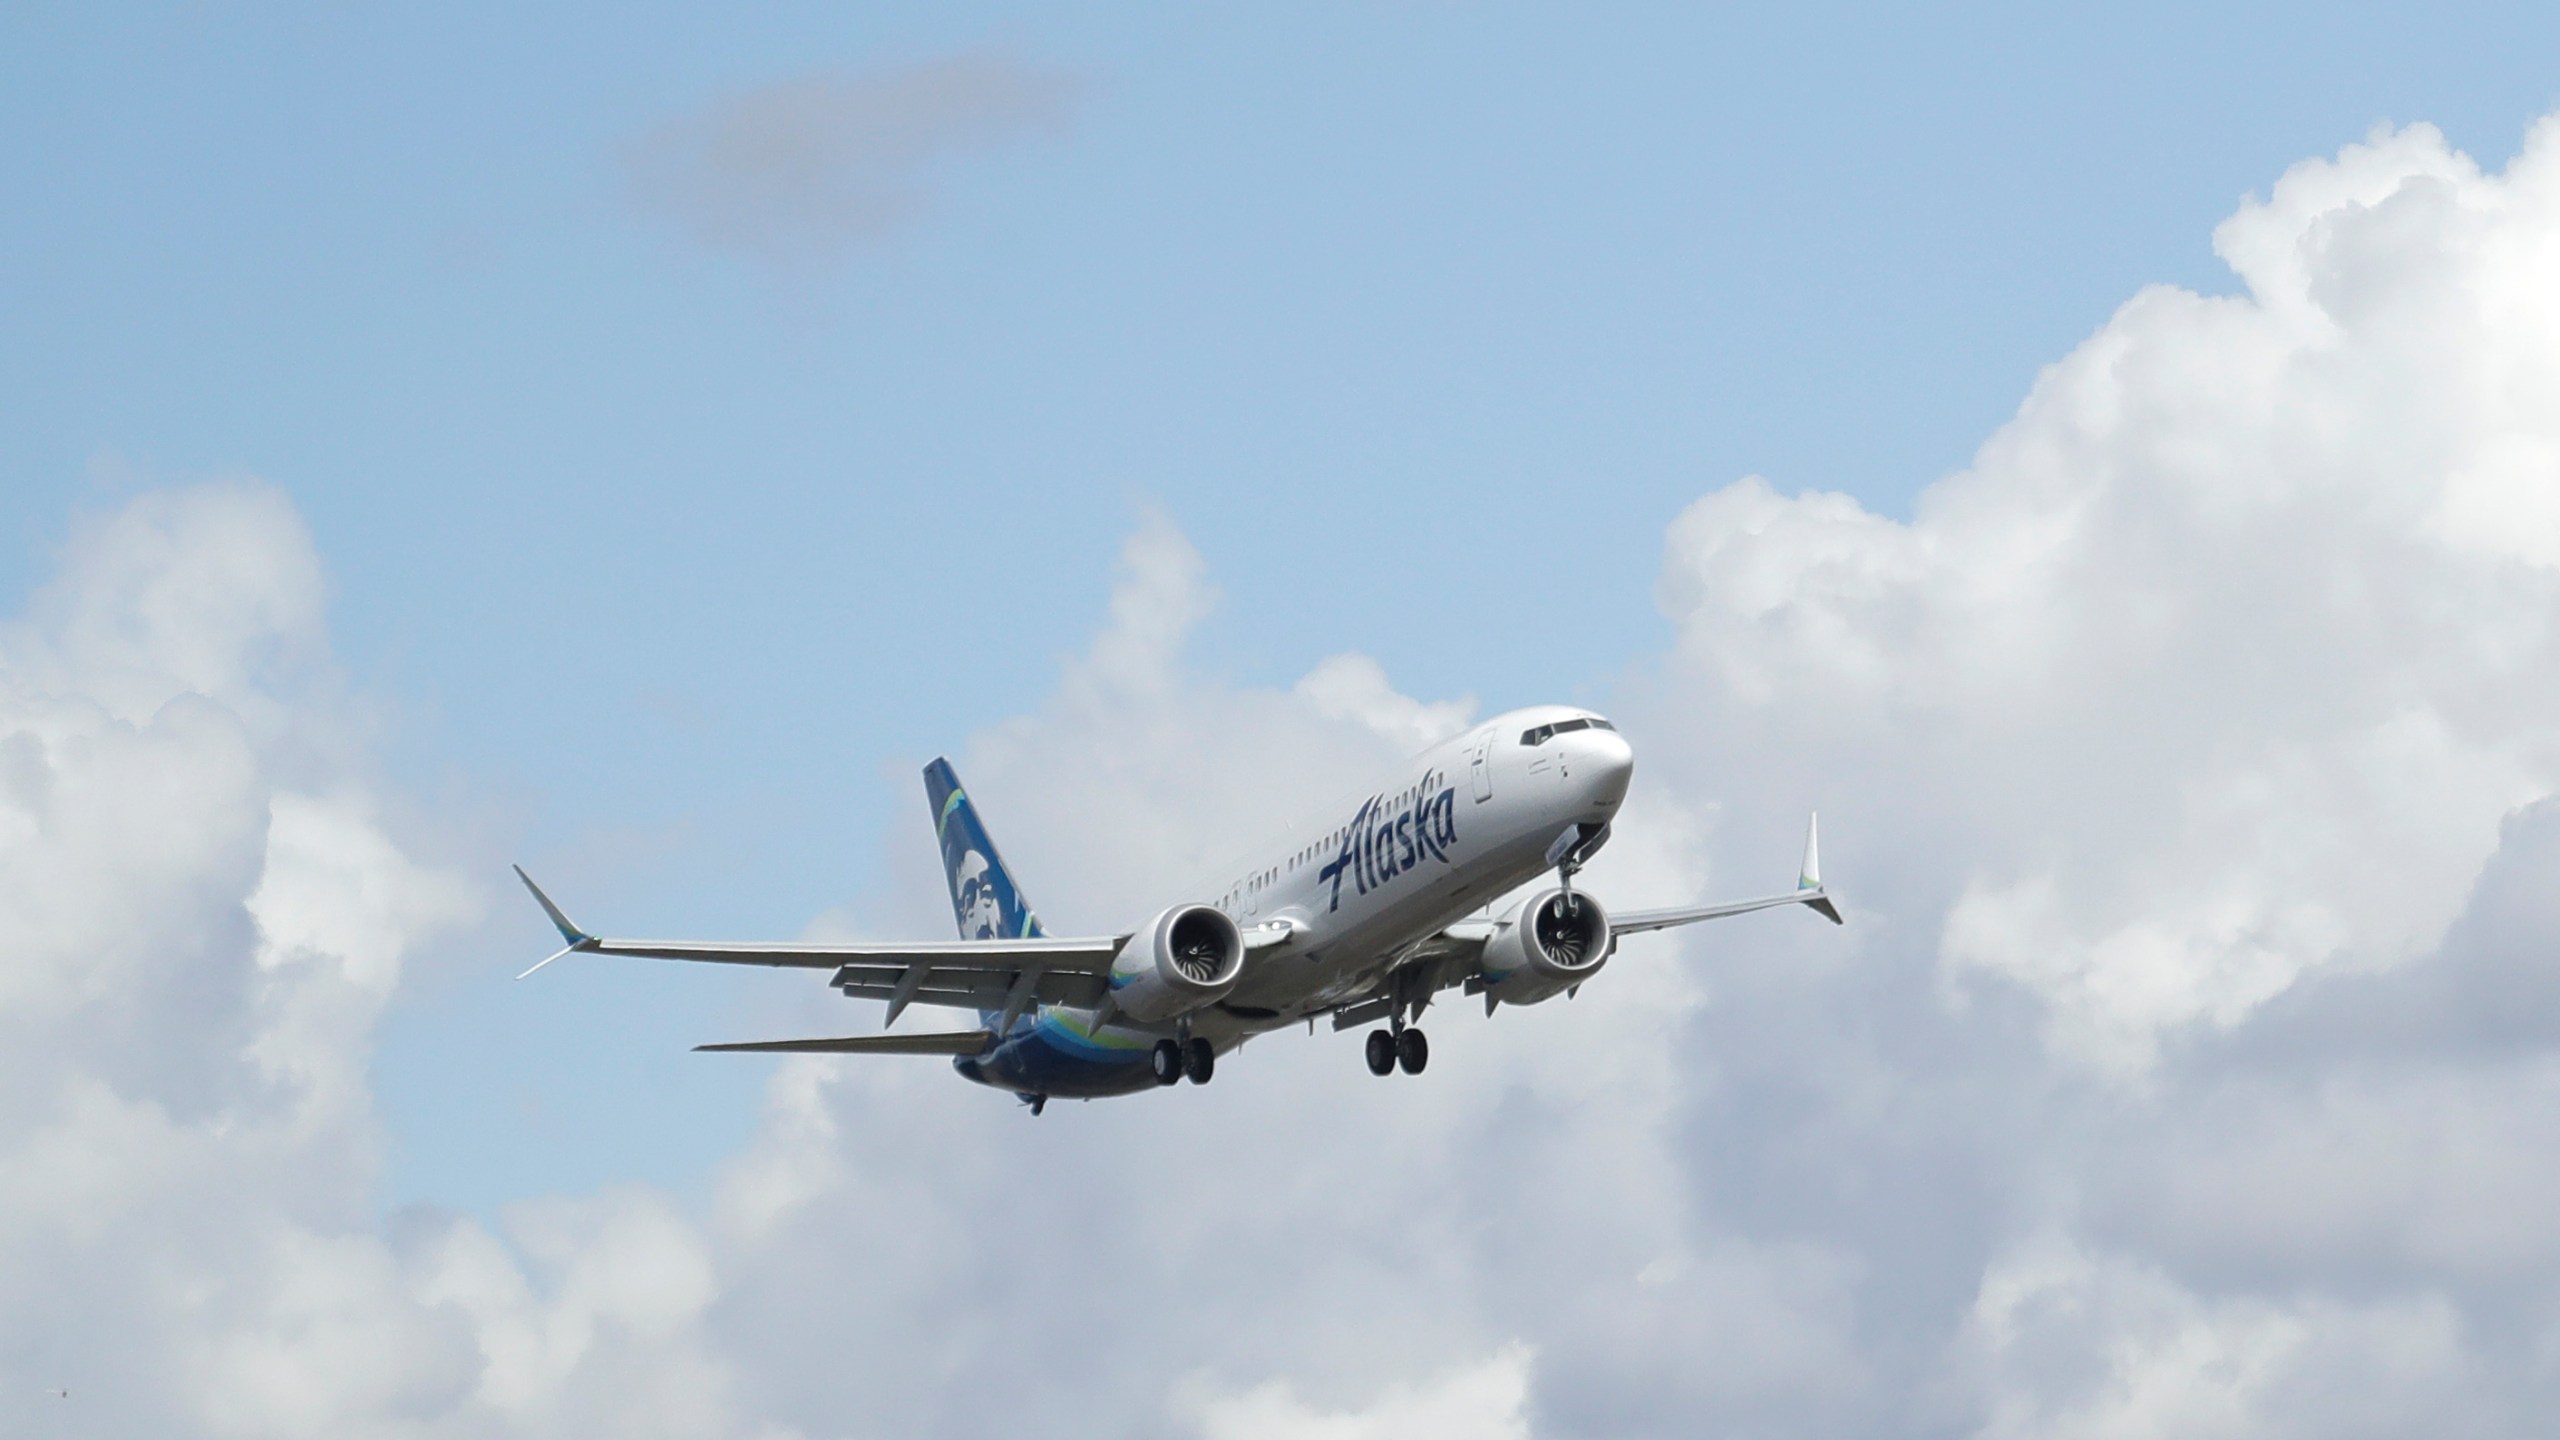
xmin=1365 ymin=1025 xmax=1428 ymax=1076
xmin=1152 ymin=1036 xmax=1216 ymax=1087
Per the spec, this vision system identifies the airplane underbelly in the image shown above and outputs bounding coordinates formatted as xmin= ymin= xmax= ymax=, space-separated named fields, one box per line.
xmin=960 ymin=1021 xmax=1156 ymax=1098
xmin=963 ymin=1046 xmax=1158 ymax=1099
xmin=957 ymin=1007 xmax=1270 ymax=1099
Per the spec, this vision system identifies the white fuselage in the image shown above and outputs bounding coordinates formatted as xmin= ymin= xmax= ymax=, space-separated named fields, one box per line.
xmin=959 ymin=706 xmax=1634 ymax=1097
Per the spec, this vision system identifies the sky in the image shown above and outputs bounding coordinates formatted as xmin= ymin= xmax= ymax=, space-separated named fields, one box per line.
xmin=7 ymin=4 xmax=2560 ymax=1436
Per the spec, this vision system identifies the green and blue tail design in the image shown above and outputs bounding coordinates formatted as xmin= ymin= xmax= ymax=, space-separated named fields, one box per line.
xmin=923 ymin=759 xmax=1045 ymax=942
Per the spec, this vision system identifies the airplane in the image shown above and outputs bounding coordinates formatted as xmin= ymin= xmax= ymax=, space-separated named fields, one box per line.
xmin=514 ymin=705 xmax=1840 ymax=1114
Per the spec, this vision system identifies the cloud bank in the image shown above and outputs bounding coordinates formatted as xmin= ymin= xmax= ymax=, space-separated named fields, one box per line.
xmin=0 ymin=488 xmax=761 ymax=1436
xmin=9 ymin=114 xmax=2560 ymax=1436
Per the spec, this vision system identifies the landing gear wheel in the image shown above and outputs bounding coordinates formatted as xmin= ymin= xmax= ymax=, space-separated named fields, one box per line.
xmin=1184 ymin=1036 xmax=1216 ymax=1085
xmin=1151 ymin=1038 xmax=1184 ymax=1087
xmin=1365 ymin=1029 xmax=1397 ymax=1076
xmin=1396 ymin=1027 xmax=1429 ymax=1075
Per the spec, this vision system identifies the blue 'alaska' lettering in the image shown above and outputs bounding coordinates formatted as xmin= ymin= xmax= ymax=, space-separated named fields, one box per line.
xmin=1315 ymin=771 xmax=1460 ymax=913
xmin=1318 ymin=797 xmax=1373 ymax=912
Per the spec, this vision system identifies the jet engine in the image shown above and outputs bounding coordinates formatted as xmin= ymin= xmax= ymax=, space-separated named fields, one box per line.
xmin=1104 ymin=904 xmax=1247 ymax=1023
xmin=1478 ymin=888 xmax=1611 ymax=1007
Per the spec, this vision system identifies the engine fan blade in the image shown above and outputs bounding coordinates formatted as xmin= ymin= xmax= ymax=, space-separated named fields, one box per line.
xmin=1534 ymin=904 xmax=1570 ymax=965
xmin=1173 ymin=940 xmax=1223 ymax=982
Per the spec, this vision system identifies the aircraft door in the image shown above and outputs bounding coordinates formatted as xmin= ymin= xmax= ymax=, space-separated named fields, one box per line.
xmin=1470 ymin=734 xmax=1493 ymax=802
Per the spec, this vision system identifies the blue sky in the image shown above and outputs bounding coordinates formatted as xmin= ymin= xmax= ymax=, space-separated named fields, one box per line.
xmin=9 ymin=6 xmax=2560 ymax=1408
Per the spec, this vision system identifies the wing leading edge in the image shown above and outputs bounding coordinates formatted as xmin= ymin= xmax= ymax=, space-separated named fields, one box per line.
xmin=1611 ymin=812 xmax=1841 ymax=933
xmin=509 ymin=866 xmax=1125 ymax=1019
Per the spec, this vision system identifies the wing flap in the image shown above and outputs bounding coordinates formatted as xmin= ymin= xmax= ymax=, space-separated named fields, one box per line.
xmin=830 ymin=967 xmax=1107 ymax=1010
xmin=695 ymin=1030 xmax=996 ymax=1055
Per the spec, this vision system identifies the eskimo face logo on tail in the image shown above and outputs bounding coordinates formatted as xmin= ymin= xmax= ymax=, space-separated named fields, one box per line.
xmin=1317 ymin=770 xmax=1459 ymax=912
xmin=955 ymin=849 xmax=1004 ymax=939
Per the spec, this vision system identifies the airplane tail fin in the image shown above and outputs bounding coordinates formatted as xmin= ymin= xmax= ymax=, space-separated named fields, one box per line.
xmin=923 ymin=759 xmax=1046 ymax=942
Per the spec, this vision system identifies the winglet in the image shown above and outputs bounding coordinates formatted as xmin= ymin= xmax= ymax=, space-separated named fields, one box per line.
xmin=514 ymin=865 xmax=591 ymax=944
xmin=1797 ymin=815 xmax=1843 ymax=925
xmin=512 ymin=865 xmax=597 ymax=978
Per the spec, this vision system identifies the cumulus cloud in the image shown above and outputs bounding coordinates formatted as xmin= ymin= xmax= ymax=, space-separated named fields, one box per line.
xmin=16 ymin=109 xmax=2560 ymax=1440
xmin=1186 ymin=1346 xmax=1535 ymax=1440
xmin=1652 ymin=119 xmax=2560 ymax=1075
xmin=0 ymin=484 xmax=763 ymax=1437
xmin=1598 ymin=114 xmax=2560 ymax=1434
xmin=623 ymin=51 xmax=1079 ymax=267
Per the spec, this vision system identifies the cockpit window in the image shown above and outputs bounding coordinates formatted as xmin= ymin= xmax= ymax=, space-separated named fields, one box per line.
xmin=1521 ymin=717 xmax=1600 ymax=746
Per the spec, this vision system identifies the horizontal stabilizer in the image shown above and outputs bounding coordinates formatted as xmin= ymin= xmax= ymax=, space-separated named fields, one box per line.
xmin=694 ymin=1030 xmax=995 ymax=1056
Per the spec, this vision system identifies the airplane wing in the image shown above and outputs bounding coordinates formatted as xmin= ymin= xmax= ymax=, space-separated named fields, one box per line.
xmin=511 ymin=866 xmax=1124 ymax=1024
xmin=1612 ymin=888 xmax=1840 ymax=933
xmin=1328 ymin=814 xmax=1841 ymax=1030
xmin=1605 ymin=812 xmax=1841 ymax=932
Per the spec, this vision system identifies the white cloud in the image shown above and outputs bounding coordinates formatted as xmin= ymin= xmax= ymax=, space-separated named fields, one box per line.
xmin=1961 ymin=1240 xmax=2484 ymax=1440
xmin=1650 ymin=118 xmax=2560 ymax=1074
xmin=0 ymin=484 xmax=759 ymax=1437
xmin=0 ymin=481 xmax=327 ymax=730
xmin=922 ymin=513 xmax=1489 ymax=929
xmin=1188 ymin=1345 xmax=1534 ymax=1440
xmin=1294 ymin=653 xmax=1477 ymax=754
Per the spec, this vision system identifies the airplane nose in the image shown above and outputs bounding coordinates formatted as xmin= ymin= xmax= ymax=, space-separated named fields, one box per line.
xmin=1583 ymin=729 xmax=1634 ymax=806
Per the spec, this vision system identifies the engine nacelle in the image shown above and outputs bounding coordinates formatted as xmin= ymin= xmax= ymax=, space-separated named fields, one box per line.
xmin=1477 ymin=889 xmax=1612 ymax=1007
xmin=1105 ymin=904 xmax=1247 ymax=1023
